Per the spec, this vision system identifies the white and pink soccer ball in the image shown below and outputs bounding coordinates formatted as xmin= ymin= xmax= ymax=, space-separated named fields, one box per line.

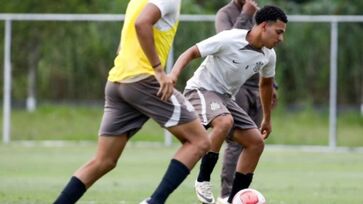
xmin=232 ymin=188 xmax=266 ymax=204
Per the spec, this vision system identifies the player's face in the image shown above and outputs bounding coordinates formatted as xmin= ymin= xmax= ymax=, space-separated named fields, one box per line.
xmin=262 ymin=20 xmax=286 ymax=49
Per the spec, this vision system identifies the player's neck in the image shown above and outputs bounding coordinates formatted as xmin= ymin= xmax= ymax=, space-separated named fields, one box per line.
xmin=246 ymin=29 xmax=263 ymax=49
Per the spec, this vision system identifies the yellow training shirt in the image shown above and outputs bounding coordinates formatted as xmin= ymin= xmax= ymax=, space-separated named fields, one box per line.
xmin=108 ymin=0 xmax=180 ymax=82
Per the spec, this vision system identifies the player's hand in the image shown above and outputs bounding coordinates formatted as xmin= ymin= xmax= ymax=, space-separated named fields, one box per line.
xmin=154 ymin=67 xmax=174 ymax=101
xmin=260 ymin=119 xmax=272 ymax=139
xmin=168 ymin=72 xmax=178 ymax=87
xmin=242 ymin=0 xmax=259 ymax=17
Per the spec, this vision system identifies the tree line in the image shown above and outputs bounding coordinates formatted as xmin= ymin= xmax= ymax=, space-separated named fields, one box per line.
xmin=0 ymin=0 xmax=362 ymax=108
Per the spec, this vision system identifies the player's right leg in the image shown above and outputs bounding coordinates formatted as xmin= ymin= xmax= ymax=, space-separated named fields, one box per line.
xmin=184 ymin=89 xmax=234 ymax=204
xmin=193 ymin=114 xmax=233 ymax=204
xmin=120 ymin=77 xmax=210 ymax=204
xmin=142 ymin=118 xmax=210 ymax=204
xmin=168 ymin=118 xmax=213 ymax=204
xmin=168 ymin=119 xmax=210 ymax=170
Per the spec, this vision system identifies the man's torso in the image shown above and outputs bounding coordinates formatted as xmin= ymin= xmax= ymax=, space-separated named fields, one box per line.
xmin=108 ymin=0 xmax=181 ymax=83
xmin=215 ymin=1 xmax=259 ymax=88
xmin=185 ymin=29 xmax=275 ymax=97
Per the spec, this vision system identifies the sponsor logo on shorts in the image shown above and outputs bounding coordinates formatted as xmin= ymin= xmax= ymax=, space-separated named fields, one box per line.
xmin=210 ymin=102 xmax=221 ymax=111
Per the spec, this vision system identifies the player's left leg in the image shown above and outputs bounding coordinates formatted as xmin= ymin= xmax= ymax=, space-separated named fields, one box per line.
xmin=219 ymin=86 xmax=252 ymax=201
xmin=54 ymin=135 xmax=128 ymax=204
xmin=226 ymin=128 xmax=264 ymax=203
xmin=55 ymin=81 xmax=150 ymax=204
xmin=73 ymin=135 xmax=128 ymax=187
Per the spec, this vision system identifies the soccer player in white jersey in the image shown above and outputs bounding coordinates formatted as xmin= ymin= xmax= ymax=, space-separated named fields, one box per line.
xmin=215 ymin=1 xmax=278 ymax=203
xmin=169 ymin=5 xmax=287 ymax=204
xmin=53 ymin=1 xmax=210 ymax=204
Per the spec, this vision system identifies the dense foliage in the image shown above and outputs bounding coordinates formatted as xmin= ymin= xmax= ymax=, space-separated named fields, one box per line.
xmin=0 ymin=0 xmax=362 ymax=108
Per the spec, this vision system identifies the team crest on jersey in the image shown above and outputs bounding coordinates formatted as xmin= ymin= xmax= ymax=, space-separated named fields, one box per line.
xmin=210 ymin=102 xmax=221 ymax=111
xmin=253 ymin=61 xmax=264 ymax=72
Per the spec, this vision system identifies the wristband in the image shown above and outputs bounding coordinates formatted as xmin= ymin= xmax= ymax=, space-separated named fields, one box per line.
xmin=152 ymin=62 xmax=161 ymax=68
xmin=273 ymin=82 xmax=279 ymax=90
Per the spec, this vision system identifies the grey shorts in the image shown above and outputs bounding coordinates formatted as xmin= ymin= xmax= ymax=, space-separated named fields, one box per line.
xmin=99 ymin=77 xmax=197 ymax=138
xmin=184 ymin=89 xmax=257 ymax=132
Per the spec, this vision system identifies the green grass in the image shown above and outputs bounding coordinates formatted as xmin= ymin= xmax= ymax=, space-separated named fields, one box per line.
xmin=9 ymin=104 xmax=164 ymax=142
xmin=5 ymin=105 xmax=363 ymax=146
xmin=0 ymin=142 xmax=362 ymax=203
xmin=269 ymin=108 xmax=363 ymax=147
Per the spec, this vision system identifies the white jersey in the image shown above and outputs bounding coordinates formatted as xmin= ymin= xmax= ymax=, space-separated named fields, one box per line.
xmin=149 ymin=0 xmax=181 ymax=31
xmin=185 ymin=29 xmax=276 ymax=97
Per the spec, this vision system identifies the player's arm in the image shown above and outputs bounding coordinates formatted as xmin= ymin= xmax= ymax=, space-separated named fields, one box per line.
xmin=259 ymin=77 xmax=274 ymax=139
xmin=271 ymin=82 xmax=279 ymax=108
xmin=169 ymin=45 xmax=201 ymax=84
xmin=135 ymin=3 xmax=162 ymax=70
xmin=233 ymin=0 xmax=258 ymax=30
xmin=215 ymin=11 xmax=233 ymax=33
xmin=135 ymin=3 xmax=174 ymax=101
xmin=170 ymin=32 xmax=224 ymax=82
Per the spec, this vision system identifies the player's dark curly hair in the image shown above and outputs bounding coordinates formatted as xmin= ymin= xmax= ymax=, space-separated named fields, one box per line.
xmin=255 ymin=5 xmax=288 ymax=25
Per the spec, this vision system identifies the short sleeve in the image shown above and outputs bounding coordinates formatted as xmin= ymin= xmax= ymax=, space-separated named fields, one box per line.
xmin=149 ymin=0 xmax=176 ymax=16
xmin=196 ymin=31 xmax=230 ymax=58
xmin=260 ymin=49 xmax=276 ymax=78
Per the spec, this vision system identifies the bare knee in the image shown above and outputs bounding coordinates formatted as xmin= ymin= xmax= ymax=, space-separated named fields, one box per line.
xmin=196 ymin=135 xmax=211 ymax=154
xmin=211 ymin=114 xmax=234 ymax=133
xmin=186 ymin=128 xmax=211 ymax=156
xmin=250 ymin=136 xmax=265 ymax=155
xmin=235 ymin=129 xmax=265 ymax=155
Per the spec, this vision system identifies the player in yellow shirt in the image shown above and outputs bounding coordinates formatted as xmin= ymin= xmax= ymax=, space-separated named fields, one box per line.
xmin=53 ymin=1 xmax=210 ymax=204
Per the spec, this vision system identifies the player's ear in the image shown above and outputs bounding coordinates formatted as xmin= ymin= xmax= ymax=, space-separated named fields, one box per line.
xmin=261 ymin=21 xmax=268 ymax=31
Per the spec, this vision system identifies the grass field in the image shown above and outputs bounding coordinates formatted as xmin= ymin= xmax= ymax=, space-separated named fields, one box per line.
xmin=6 ymin=105 xmax=363 ymax=147
xmin=1 ymin=142 xmax=363 ymax=204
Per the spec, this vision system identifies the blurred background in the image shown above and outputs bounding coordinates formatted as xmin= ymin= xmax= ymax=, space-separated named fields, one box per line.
xmin=0 ymin=1 xmax=363 ymax=203
xmin=0 ymin=0 xmax=362 ymax=147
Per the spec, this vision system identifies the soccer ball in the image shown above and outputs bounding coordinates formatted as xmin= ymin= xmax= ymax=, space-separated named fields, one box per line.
xmin=232 ymin=188 xmax=266 ymax=204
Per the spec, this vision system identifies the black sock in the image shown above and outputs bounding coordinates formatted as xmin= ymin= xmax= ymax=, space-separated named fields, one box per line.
xmin=149 ymin=159 xmax=190 ymax=204
xmin=197 ymin=152 xmax=219 ymax=182
xmin=54 ymin=176 xmax=87 ymax=204
xmin=227 ymin=172 xmax=253 ymax=203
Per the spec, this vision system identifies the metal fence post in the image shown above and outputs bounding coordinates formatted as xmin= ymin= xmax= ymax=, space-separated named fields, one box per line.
xmin=329 ymin=21 xmax=338 ymax=149
xmin=3 ymin=20 xmax=12 ymax=144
